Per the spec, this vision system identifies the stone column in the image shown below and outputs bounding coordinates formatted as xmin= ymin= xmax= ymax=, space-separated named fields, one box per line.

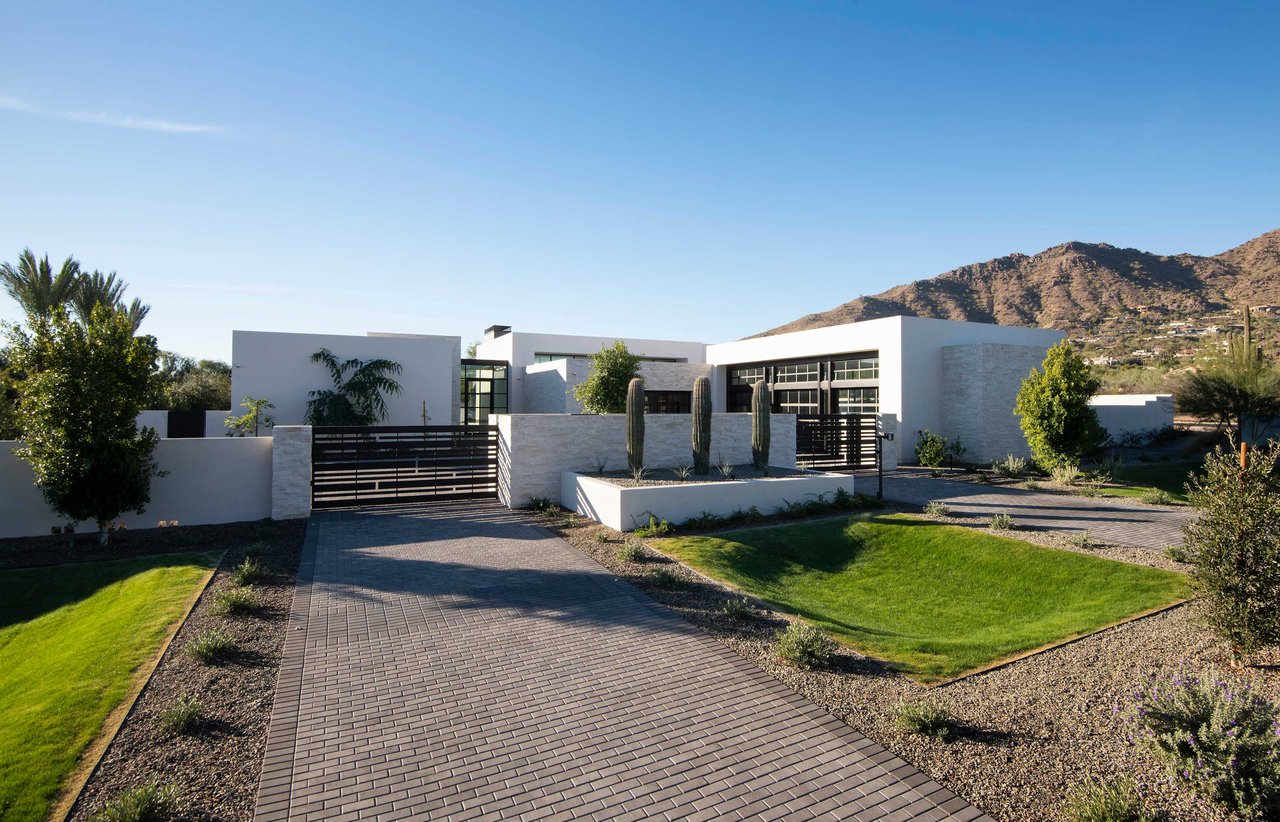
xmin=271 ymin=425 xmax=312 ymax=520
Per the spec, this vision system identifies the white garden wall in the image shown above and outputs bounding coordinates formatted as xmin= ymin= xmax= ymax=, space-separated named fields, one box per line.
xmin=1090 ymin=395 xmax=1175 ymax=442
xmin=136 ymin=410 xmax=235 ymax=438
xmin=495 ymin=413 xmax=798 ymax=508
xmin=0 ymin=437 xmax=273 ymax=539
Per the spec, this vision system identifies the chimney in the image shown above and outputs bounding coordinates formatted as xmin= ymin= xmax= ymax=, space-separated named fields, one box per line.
xmin=484 ymin=325 xmax=512 ymax=341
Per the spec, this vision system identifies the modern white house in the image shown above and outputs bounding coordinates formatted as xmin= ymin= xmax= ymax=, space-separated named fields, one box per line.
xmin=227 ymin=316 xmax=1063 ymax=465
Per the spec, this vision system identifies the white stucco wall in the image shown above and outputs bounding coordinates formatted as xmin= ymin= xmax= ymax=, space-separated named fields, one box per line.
xmin=475 ymin=330 xmax=707 ymax=413
xmin=1090 ymin=394 xmax=1175 ymax=442
xmin=231 ymin=330 xmax=460 ymax=427
xmin=495 ymin=413 xmax=798 ymax=508
xmin=0 ymin=437 xmax=273 ymax=539
xmin=136 ymin=410 xmax=235 ymax=438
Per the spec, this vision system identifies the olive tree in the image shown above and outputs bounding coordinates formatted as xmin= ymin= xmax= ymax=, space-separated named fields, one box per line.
xmin=1013 ymin=341 xmax=1107 ymax=470
xmin=573 ymin=341 xmax=641 ymax=414
xmin=1182 ymin=440 xmax=1280 ymax=660
xmin=7 ymin=306 xmax=162 ymax=544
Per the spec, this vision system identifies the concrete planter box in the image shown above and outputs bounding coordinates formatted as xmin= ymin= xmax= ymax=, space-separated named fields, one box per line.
xmin=561 ymin=470 xmax=859 ymax=532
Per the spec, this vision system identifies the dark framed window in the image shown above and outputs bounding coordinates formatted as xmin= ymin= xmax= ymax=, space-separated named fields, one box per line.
xmin=772 ymin=388 xmax=820 ymax=414
xmin=644 ymin=391 xmax=691 ymax=414
xmin=460 ymin=360 xmax=509 ymax=424
xmin=534 ymin=352 xmax=683 ymax=364
xmin=832 ymin=356 xmax=878 ymax=380
xmin=773 ymin=361 xmax=820 ymax=384
xmin=835 ymin=386 xmax=879 ymax=414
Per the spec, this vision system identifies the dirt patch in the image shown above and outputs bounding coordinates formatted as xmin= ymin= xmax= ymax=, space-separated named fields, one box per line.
xmin=0 ymin=520 xmax=289 ymax=571
xmin=67 ymin=518 xmax=306 ymax=822
xmin=539 ymin=508 xmax=1277 ymax=822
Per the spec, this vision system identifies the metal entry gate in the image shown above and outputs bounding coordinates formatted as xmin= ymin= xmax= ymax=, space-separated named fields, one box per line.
xmin=795 ymin=414 xmax=878 ymax=470
xmin=311 ymin=425 xmax=498 ymax=509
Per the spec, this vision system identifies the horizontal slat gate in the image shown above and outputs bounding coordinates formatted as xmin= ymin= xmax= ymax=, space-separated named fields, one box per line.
xmin=795 ymin=414 xmax=878 ymax=470
xmin=311 ymin=425 xmax=498 ymax=509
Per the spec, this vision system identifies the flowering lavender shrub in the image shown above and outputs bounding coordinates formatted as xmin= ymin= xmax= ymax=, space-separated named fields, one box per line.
xmin=1122 ymin=668 xmax=1280 ymax=818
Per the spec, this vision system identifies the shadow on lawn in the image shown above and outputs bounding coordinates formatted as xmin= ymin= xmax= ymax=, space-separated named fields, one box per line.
xmin=0 ymin=552 xmax=218 ymax=630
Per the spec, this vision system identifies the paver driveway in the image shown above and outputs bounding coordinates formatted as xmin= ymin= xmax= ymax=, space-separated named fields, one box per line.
xmin=255 ymin=502 xmax=986 ymax=821
xmin=873 ymin=470 xmax=1193 ymax=549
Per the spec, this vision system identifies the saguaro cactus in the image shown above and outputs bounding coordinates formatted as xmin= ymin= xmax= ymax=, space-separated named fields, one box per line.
xmin=751 ymin=380 xmax=771 ymax=471
xmin=692 ymin=376 xmax=711 ymax=475
xmin=626 ymin=377 xmax=645 ymax=473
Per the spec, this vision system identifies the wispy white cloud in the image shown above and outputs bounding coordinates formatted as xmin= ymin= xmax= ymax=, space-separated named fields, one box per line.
xmin=0 ymin=94 xmax=222 ymax=134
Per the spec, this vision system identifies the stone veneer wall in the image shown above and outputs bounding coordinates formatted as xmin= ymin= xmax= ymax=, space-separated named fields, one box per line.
xmin=940 ymin=344 xmax=1045 ymax=465
xmin=496 ymin=413 xmax=798 ymax=508
xmin=271 ymin=425 xmax=312 ymax=520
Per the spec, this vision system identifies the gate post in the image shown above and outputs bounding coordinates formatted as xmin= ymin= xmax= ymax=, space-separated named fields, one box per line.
xmin=877 ymin=414 xmax=899 ymax=472
xmin=272 ymin=425 xmax=313 ymax=520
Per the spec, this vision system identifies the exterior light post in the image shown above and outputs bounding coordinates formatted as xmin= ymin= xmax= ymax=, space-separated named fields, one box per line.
xmin=876 ymin=430 xmax=895 ymax=500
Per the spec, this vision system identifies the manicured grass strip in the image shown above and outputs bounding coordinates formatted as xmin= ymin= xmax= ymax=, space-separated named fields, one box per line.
xmin=0 ymin=552 xmax=218 ymax=822
xmin=1098 ymin=461 xmax=1200 ymax=504
xmin=655 ymin=515 xmax=1188 ymax=683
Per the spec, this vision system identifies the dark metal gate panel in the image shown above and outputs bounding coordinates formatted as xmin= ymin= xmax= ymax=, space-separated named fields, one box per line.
xmin=795 ymin=414 xmax=878 ymax=470
xmin=311 ymin=425 xmax=498 ymax=509
xmin=167 ymin=410 xmax=207 ymax=438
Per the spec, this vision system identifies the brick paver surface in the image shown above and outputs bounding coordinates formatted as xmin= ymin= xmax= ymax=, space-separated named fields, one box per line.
xmin=871 ymin=469 xmax=1194 ymax=549
xmin=256 ymin=502 xmax=987 ymax=821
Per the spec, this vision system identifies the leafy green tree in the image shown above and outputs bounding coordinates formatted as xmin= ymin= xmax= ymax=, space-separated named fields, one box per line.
xmin=1182 ymin=440 xmax=1280 ymax=660
xmin=1014 ymin=340 xmax=1107 ymax=470
xmin=225 ymin=396 xmax=276 ymax=436
xmin=573 ymin=341 xmax=642 ymax=414
xmin=7 ymin=306 xmax=162 ymax=544
xmin=0 ymin=347 xmax=23 ymax=439
xmin=0 ymin=249 xmax=81 ymax=319
xmin=158 ymin=354 xmax=231 ymax=411
xmin=303 ymin=349 xmax=403 ymax=426
xmin=1179 ymin=310 xmax=1280 ymax=444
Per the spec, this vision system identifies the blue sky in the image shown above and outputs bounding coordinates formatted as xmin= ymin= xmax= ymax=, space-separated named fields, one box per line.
xmin=1 ymin=1 xmax=1276 ymax=360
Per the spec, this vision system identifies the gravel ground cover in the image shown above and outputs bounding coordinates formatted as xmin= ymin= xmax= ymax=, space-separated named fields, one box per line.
xmin=66 ymin=518 xmax=305 ymax=822
xmin=540 ymin=506 xmax=1279 ymax=822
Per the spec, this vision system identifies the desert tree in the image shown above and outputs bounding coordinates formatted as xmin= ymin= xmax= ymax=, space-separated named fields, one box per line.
xmin=1179 ymin=309 xmax=1280 ymax=444
xmin=1013 ymin=340 xmax=1107 ymax=470
xmin=573 ymin=340 xmax=642 ymax=414
xmin=303 ymin=348 xmax=404 ymax=426
xmin=7 ymin=306 xmax=163 ymax=544
xmin=1182 ymin=438 xmax=1280 ymax=660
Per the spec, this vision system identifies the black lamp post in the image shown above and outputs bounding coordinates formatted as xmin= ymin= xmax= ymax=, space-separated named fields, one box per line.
xmin=876 ymin=430 xmax=895 ymax=500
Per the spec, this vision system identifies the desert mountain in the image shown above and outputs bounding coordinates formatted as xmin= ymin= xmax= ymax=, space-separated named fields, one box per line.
xmin=757 ymin=229 xmax=1280 ymax=338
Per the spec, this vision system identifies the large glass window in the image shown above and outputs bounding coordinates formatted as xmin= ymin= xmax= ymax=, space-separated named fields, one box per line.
xmin=535 ymin=352 xmax=683 ymax=364
xmin=729 ymin=365 xmax=766 ymax=386
xmin=835 ymin=387 xmax=879 ymax=414
xmin=772 ymin=389 xmax=820 ymax=414
xmin=644 ymin=391 xmax=691 ymax=414
xmin=460 ymin=361 xmax=509 ymax=424
xmin=832 ymin=356 xmax=879 ymax=380
xmin=773 ymin=362 xmax=820 ymax=383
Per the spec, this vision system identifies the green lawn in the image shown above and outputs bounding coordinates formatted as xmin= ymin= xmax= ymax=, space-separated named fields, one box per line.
xmin=655 ymin=515 xmax=1187 ymax=682
xmin=0 ymin=552 xmax=217 ymax=822
xmin=1097 ymin=461 xmax=1201 ymax=504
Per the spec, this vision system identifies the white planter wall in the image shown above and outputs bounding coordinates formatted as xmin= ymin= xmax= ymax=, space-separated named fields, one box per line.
xmin=563 ymin=471 xmax=859 ymax=531
xmin=0 ymin=437 xmax=273 ymax=539
xmin=1090 ymin=395 xmax=1175 ymax=441
xmin=496 ymin=413 xmax=798 ymax=508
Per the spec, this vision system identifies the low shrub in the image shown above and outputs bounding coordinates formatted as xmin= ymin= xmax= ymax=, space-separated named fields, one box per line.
xmin=1077 ymin=483 xmax=1103 ymax=498
xmin=90 ymin=782 xmax=179 ymax=822
xmin=244 ymin=541 xmax=268 ymax=559
xmin=1052 ymin=464 xmax=1082 ymax=486
xmin=915 ymin=429 xmax=948 ymax=468
xmin=923 ymin=501 xmax=950 ymax=518
xmin=1062 ymin=778 xmax=1153 ymax=822
xmin=720 ymin=597 xmax=753 ymax=620
xmin=992 ymin=455 xmax=1028 ymax=478
xmin=527 ymin=496 xmax=557 ymax=514
xmin=716 ymin=462 xmax=737 ymax=480
xmin=1023 ymin=480 xmax=1043 ymax=491
xmin=988 ymin=513 xmax=1015 ymax=531
xmin=682 ymin=511 xmax=725 ymax=530
xmin=892 ymin=698 xmax=952 ymax=740
xmin=647 ymin=568 xmax=682 ymax=589
xmin=231 ymin=557 xmax=266 ymax=586
xmin=633 ymin=515 xmax=671 ymax=538
xmin=1163 ymin=544 xmax=1190 ymax=564
xmin=776 ymin=622 xmax=835 ymax=670
xmin=1092 ymin=453 xmax=1125 ymax=484
xmin=672 ymin=465 xmax=694 ymax=480
xmin=211 ymin=586 xmax=260 ymax=616
xmin=591 ymin=531 xmax=610 ymax=544
xmin=615 ymin=540 xmax=645 ymax=563
xmin=160 ymin=694 xmax=203 ymax=735
xmin=1140 ymin=488 xmax=1173 ymax=506
xmin=1068 ymin=530 xmax=1093 ymax=550
xmin=186 ymin=628 xmax=235 ymax=664
xmin=1121 ymin=668 xmax=1280 ymax=818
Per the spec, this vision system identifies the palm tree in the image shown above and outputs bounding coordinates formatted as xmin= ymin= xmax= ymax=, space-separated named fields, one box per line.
xmin=0 ymin=249 xmax=81 ymax=319
xmin=72 ymin=271 xmax=151 ymax=333
xmin=303 ymin=348 xmax=404 ymax=426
